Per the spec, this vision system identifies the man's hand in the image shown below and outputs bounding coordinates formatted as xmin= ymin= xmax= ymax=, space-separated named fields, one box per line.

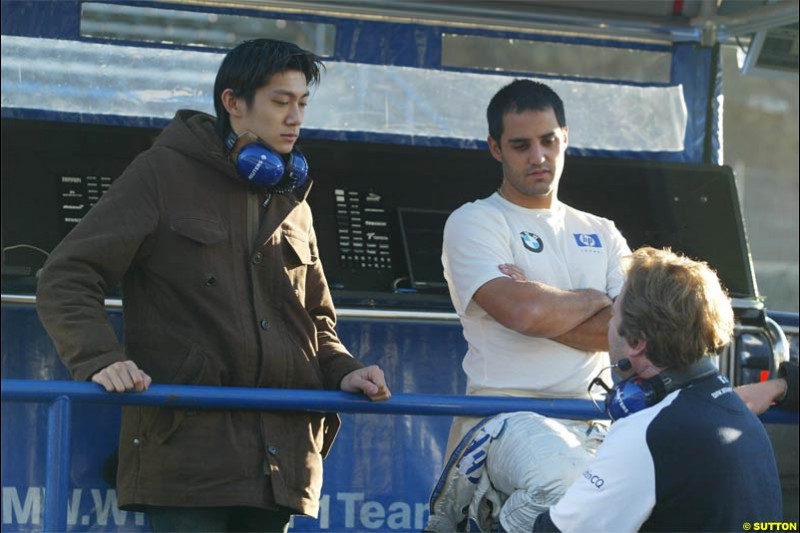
xmin=340 ymin=365 xmax=392 ymax=401
xmin=496 ymin=263 xmax=611 ymax=351
xmin=499 ymin=263 xmax=527 ymax=281
xmin=92 ymin=360 xmax=152 ymax=393
xmin=735 ymin=379 xmax=787 ymax=415
xmin=482 ymin=263 xmax=611 ymax=339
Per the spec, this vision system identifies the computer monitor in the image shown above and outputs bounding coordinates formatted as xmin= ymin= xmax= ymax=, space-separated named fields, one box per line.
xmin=397 ymin=208 xmax=451 ymax=290
xmin=560 ymin=158 xmax=756 ymax=300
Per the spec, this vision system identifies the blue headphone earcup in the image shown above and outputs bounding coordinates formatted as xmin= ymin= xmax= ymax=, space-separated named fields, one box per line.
xmin=606 ymin=377 xmax=657 ymax=420
xmin=235 ymin=144 xmax=285 ymax=188
xmin=285 ymin=150 xmax=309 ymax=190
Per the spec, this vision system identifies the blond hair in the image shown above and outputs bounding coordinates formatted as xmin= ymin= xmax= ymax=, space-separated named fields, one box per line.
xmin=618 ymin=247 xmax=734 ymax=368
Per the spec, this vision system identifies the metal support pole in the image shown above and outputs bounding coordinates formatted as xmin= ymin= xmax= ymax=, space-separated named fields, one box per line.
xmin=44 ymin=395 xmax=72 ymax=533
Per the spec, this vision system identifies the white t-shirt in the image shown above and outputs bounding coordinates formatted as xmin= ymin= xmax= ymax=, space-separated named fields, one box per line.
xmin=442 ymin=193 xmax=630 ymax=396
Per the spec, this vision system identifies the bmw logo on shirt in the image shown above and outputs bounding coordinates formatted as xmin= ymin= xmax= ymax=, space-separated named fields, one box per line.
xmin=520 ymin=231 xmax=544 ymax=253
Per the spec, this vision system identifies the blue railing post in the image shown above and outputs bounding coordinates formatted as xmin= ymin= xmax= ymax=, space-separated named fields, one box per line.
xmin=44 ymin=395 xmax=72 ymax=533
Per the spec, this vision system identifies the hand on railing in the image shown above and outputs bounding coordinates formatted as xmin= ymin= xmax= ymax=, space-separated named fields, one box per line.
xmin=340 ymin=365 xmax=392 ymax=401
xmin=736 ymin=379 xmax=787 ymax=415
xmin=92 ymin=360 xmax=152 ymax=392
xmin=3 ymin=379 xmax=797 ymax=424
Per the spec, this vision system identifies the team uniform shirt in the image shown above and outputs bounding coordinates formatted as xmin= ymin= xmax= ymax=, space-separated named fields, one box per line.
xmin=442 ymin=193 xmax=630 ymax=396
xmin=538 ymin=374 xmax=782 ymax=532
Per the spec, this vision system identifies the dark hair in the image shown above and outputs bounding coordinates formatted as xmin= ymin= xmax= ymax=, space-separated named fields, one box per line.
xmin=487 ymin=79 xmax=566 ymax=142
xmin=213 ymin=39 xmax=323 ymax=139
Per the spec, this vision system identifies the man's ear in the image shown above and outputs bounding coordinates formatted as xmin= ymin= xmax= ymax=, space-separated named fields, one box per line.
xmin=488 ymin=135 xmax=502 ymax=163
xmin=628 ymin=337 xmax=647 ymax=358
xmin=221 ymin=89 xmax=244 ymax=117
xmin=561 ymin=126 xmax=569 ymax=148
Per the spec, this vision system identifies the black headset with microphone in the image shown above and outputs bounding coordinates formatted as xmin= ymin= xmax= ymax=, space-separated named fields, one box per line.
xmin=590 ymin=357 xmax=719 ymax=420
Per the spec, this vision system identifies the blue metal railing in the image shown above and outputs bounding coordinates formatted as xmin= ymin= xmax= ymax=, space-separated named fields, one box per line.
xmin=2 ymin=379 xmax=797 ymax=532
xmin=770 ymin=310 xmax=800 ymax=329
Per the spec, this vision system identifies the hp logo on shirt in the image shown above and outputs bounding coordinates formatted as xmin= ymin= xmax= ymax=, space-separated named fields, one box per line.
xmin=573 ymin=233 xmax=602 ymax=248
xmin=520 ymin=231 xmax=544 ymax=253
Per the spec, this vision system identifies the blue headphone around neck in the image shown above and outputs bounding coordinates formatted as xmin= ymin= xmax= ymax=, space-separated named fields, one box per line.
xmin=591 ymin=357 xmax=719 ymax=420
xmin=225 ymin=131 xmax=309 ymax=194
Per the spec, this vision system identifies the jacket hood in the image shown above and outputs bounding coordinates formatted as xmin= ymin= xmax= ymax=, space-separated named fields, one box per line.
xmin=153 ymin=110 xmax=239 ymax=181
xmin=153 ymin=110 xmax=313 ymax=200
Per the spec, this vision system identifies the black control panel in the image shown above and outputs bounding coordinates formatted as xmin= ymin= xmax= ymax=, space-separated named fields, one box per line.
xmin=2 ymin=118 xmax=757 ymax=305
xmin=59 ymin=174 xmax=113 ymax=235
xmin=1 ymin=119 xmax=158 ymax=291
xmin=334 ymin=188 xmax=393 ymax=271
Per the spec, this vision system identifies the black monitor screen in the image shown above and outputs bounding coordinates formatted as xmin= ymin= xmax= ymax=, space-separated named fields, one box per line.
xmin=559 ymin=158 xmax=755 ymax=300
xmin=397 ymin=208 xmax=451 ymax=290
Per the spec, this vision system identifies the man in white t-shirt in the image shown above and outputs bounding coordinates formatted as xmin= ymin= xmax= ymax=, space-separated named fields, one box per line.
xmin=430 ymin=79 xmax=630 ymax=532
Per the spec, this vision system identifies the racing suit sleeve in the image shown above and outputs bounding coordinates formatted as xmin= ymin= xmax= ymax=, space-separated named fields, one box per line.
xmin=543 ymin=414 xmax=657 ymax=532
xmin=533 ymin=509 xmax=561 ymax=532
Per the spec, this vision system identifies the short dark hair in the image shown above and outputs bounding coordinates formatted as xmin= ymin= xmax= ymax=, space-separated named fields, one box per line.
xmin=213 ymin=39 xmax=323 ymax=139
xmin=487 ymin=79 xmax=566 ymax=142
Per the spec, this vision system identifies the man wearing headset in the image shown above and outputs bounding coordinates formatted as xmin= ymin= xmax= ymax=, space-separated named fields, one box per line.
xmin=533 ymin=247 xmax=782 ymax=532
xmin=36 ymin=39 xmax=390 ymax=532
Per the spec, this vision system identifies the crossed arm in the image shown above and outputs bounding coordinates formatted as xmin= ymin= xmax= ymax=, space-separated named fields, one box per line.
xmin=473 ymin=263 xmax=613 ymax=352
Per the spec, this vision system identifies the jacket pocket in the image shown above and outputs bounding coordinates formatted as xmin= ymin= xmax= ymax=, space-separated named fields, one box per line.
xmin=144 ymin=345 xmax=209 ymax=444
xmin=282 ymin=231 xmax=316 ymax=267
xmin=169 ymin=344 xmax=209 ymax=384
xmin=170 ymin=216 xmax=227 ymax=245
xmin=281 ymin=230 xmax=317 ymax=305
xmin=320 ymin=413 xmax=341 ymax=458
xmin=157 ymin=216 xmax=228 ymax=283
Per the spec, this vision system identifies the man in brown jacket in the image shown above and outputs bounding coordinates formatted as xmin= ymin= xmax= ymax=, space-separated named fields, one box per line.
xmin=36 ymin=39 xmax=390 ymax=532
